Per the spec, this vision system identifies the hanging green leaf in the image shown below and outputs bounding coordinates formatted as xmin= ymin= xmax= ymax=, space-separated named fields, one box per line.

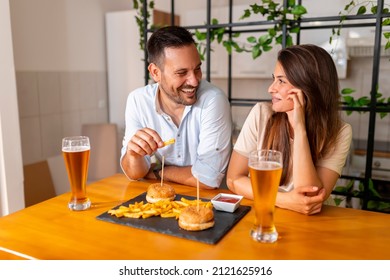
xmin=268 ymin=28 xmax=277 ymax=37
xmin=334 ymin=197 xmax=345 ymax=206
xmin=222 ymin=41 xmax=232 ymax=55
xmin=357 ymin=5 xmax=367 ymax=15
xmin=341 ymin=88 xmax=356 ymax=95
xmin=252 ymin=45 xmax=262 ymax=59
xmin=291 ymin=5 xmax=307 ymax=16
xmin=240 ymin=9 xmax=251 ymax=20
xmin=367 ymin=200 xmax=379 ymax=210
xmin=290 ymin=26 xmax=300 ymax=33
xmin=287 ymin=0 xmax=296 ymax=8
xmin=263 ymin=45 xmax=273 ymax=52
xmin=383 ymin=18 xmax=390 ymax=26
xmin=386 ymin=41 xmax=390 ymax=50
xmin=368 ymin=179 xmax=382 ymax=198
xmin=275 ymin=34 xmax=283 ymax=45
xmin=195 ymin=30 xmax=207 ymax=41
xmin=334 ymin=186 xmax=348 ymax=193
xmin=357 ymin=96 xmax=370 ymax=106
xmin=258 ymin=34 xmax=271 ymax=45
xmin=286 ymin=35 xmax=293 ymax=46
xmin=247 ymin=36 xmax=257 ymax=43
xmin=343 ymin=96 xmax=354 ymax=103
xmin=344 ymin=1 xmax=354 ymax=11
xmin=377 ymin=202 xmax=390 ymax=211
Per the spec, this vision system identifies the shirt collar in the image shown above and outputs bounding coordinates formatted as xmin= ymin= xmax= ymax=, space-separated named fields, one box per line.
xmin=154 ymin=85 xmax=163 ymax=114
xmin=154 ymin=84 xmax=193 ymax=115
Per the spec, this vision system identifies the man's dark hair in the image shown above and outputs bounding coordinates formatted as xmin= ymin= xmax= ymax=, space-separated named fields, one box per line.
xmin=147 ymin=26 xmax=195 ymax=67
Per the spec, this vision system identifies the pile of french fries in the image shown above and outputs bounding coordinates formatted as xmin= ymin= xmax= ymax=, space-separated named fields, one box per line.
xmin=108 ymin=197 xmax=213 ymax=219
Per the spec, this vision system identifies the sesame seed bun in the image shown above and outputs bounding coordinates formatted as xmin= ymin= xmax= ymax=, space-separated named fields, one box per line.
xmin=146 ymin=183 xmax=176 ymax=203
xmin=178 ymin=205 xmax=215 ymax=231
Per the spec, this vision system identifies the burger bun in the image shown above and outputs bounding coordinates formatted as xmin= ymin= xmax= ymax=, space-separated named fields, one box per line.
xmin=146 ymin=183 xmax=175 ymax=203
xmin=178 ymin=205 xmax=215 ymax=231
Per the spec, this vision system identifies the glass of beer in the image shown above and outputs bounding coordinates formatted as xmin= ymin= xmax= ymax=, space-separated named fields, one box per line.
xmin=62 ymin=136 xmax=91 ymax=211
xmin=248 ymin=149 xmax=283 ymax=243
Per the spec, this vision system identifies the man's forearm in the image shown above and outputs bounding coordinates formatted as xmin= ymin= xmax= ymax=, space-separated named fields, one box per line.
xmin=162 ymin=165 xmax=213 ymax=189
xmin=121 ymin=151 xmax=149 ymax=180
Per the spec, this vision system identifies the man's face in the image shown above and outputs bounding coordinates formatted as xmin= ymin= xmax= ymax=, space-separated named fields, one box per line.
xmin=155 ymin=44 xmax=202 ymax=106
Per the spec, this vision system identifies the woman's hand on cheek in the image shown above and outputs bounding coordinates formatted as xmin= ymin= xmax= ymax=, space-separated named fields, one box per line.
xmin=288 ymin=89 xmax=306 ymax=129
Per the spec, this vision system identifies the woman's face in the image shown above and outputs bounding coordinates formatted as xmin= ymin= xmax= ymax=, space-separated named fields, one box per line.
xmin=268 ymin=61 xmax=295 ymax=113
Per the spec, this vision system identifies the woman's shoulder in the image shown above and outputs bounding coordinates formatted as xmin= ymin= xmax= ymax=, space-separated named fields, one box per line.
xmin=257 ymin=102 xmax=273 ymax=111
xmin=250 ymin=102 xmax=273 ymax=118
xmin=336 ymin=121 xmax=353 ymax=146
xmin=339 ymin=121 xmax=353 ymax=136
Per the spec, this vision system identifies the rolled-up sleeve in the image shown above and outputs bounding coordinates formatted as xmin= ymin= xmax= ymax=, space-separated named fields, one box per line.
xmin=191 ymin=91 xmax=232 ymax=188
xmin=119 ymin=88 xmax=152 ymax=174
xmin=317 ymin=122 xmax=353 ymax=175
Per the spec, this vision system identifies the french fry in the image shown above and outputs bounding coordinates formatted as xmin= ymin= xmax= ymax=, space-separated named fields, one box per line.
xmin=161 ymin=212 xmax=178 ymax=218
xmin=123 ymin=212 xmax=142 ymax=218
xmin=107 ymin=197 xmax=213 ymax=219
xmin=163 ymin=138 xmax=175 ymax=146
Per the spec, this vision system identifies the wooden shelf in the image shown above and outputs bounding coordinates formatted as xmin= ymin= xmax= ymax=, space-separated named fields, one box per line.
xmin=354 ymin=149 xmax=390 ymax=159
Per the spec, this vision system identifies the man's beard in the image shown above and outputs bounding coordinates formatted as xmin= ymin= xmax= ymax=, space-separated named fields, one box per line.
xmin=159 ymin=84 xmax=198 ymax=106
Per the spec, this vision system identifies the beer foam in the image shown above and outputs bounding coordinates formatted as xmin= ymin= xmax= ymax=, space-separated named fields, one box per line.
xmin=62 ymin=146 xmax=90 ymax=152
xmin=249 ymin=161 xmax=282 ymax=170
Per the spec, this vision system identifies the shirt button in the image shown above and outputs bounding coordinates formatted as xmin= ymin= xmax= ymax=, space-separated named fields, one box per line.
xmin=178 ymin=155 xmax=181 ymax=158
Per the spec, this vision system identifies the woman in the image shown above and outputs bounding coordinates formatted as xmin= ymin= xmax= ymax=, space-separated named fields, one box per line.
xmin=226 ymin=44 xmax=352 ymax=215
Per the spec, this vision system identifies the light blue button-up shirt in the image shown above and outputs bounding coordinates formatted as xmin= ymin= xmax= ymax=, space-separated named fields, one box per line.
xmin=120 ymin=80 xmax=232 ymax=188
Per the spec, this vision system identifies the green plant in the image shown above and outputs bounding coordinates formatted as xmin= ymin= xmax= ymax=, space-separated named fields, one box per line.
xmin=333 ymin=180 xmax=358 ymax=206
xmin=330 ymin=0 xmax=390 ymax=50
xmin=239 ymin=0 xmax=307 ymax=58
xmin=365 ymin=178 xmax=390 ymax=212
xmin=194 ymin=0 xmax=307 ymax=60
xmin=331 ymin=1 xmax=390 ymax=119
xmin=132 ymin=0 xmax=155 ymax=51
xmin=194 ymin=18 xmax=236 ymax=61
xmin=333 ymin=178 xmax=390 ymax=212
xmin=341 ymin=86 xmax=390 ymax=119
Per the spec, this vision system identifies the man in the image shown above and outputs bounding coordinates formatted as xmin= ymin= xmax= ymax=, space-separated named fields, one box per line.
xmin=120 ymin=26 xmax=232 ymax=189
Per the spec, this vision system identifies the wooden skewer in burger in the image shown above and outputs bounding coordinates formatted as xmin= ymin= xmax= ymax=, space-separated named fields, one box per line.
xmin=146 ymin=155 xmax=176 ymax=203
xmin=178 ymin=176 xmax=215 ymax=231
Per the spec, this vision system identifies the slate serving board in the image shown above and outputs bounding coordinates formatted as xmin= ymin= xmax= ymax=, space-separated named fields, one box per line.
xmin=96 ymin=192 xmax=251 ymax=245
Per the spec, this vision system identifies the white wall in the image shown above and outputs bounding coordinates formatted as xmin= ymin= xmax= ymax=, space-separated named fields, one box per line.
xmin=10 ymin=0 xmax=133 ymax=167
xmin=10 ymin=0 xmax=132 ymax=71
xmin=0 ymin=0 xmax=25 ymax=216
xmin=7 ymin=0 xmax=133 ymax=212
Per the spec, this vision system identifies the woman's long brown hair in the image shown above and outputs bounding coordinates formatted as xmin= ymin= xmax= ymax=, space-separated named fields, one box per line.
xmin=262 ymin=44 xmax=342 ymax=186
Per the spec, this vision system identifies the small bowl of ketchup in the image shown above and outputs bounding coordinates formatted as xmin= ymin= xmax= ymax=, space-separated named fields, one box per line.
xmin=211 ymin=193 xmax=243 ymax=213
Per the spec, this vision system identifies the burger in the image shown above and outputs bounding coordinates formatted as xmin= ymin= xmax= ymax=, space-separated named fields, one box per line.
xmin=178 ymin=205 xmax=215 ymax=231
xmin=146 ymin=183 xmax=176 ymax=203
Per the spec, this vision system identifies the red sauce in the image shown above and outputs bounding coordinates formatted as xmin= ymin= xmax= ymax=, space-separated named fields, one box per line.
xmin=216 ymin=197 xmax=239 ymax=204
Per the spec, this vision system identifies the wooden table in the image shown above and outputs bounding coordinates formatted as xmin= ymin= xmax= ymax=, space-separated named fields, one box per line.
xmin=0 ymin=173 xmax=390 ymax=260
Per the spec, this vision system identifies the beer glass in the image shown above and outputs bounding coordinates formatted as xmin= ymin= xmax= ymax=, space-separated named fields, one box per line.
xmin=62 ymin=136 xmax=91 ymax=210
xmin=248 ymin=149 xmax=283 ymax=243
